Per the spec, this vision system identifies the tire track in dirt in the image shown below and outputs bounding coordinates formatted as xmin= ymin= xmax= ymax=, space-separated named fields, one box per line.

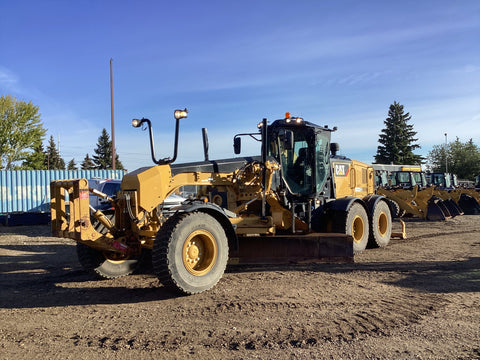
xmin=407 ymin=229 xmax=480 ymax=241
xmin=1 ymin=277 xmax=445 ymax=353
xmin=122 ymin=282 xmax=444 ymax=351
xmin=2 ymin=217 xmax=478 ymax=358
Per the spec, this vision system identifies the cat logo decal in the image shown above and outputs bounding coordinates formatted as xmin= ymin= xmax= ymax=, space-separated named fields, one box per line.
xmin=334 ymin=163 xmax=349 ymax=177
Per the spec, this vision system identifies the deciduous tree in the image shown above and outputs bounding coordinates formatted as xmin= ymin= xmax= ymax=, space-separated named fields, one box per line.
xmin=427 ymin=138 xmax=480 ymax=180
xmin=0 ymin=95 xmax=47 ymax=169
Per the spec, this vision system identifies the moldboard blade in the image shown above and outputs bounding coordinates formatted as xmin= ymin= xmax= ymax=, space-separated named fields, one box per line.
xmin=229 ymin=233 xmax=354 ymax=264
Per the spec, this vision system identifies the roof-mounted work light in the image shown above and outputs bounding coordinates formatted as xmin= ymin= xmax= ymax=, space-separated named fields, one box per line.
xmin=284 ymin=112 xmax=303 ymax=124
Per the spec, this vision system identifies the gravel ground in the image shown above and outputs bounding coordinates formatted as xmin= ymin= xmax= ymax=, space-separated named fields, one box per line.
xmin=1 ymin=216 xmax=479 ymax=359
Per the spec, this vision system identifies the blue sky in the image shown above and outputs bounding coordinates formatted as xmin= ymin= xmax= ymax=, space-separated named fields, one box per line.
xmin=1 ymin=0 xmax=479 ymax=171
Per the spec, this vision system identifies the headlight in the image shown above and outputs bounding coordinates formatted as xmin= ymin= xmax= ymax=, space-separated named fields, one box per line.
xmin=132 ymin=119 xmax=143 ymax=128
xmin=174 ymin=108 xmax=188 ymax=120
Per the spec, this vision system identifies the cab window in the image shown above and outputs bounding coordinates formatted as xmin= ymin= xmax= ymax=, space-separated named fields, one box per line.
xmin=315 ymin=134 xmax=329 ymax=193
xmin=277 ymin=130 xmax=313 ymax=195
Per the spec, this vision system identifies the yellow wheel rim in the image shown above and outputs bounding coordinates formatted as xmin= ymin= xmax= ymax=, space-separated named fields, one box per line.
xmin=182 ymin=229 xmax=218 ymax=276
xmin=378 ymin=212 xmax=388 ymax=237
xmin=351 ymin=215 xmax=365 ymax=243
xmin=103 ymin=252 xmax=130 ymax=264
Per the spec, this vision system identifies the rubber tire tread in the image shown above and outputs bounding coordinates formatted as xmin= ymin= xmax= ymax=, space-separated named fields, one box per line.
xmin=387 ymin=199 xmax=400 ymax=219
xmin=76 ymin=242 xmax=141 ymax=279
xmin=332 ymin=202 xmax=369 ymax=255
xmin=152 ymin=211 xmax=228 ymax=295
xmin=367 ymin=200 xmax=392 ymax=248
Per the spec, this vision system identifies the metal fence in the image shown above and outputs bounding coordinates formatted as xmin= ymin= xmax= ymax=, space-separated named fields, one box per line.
xmin=0 ymin=170 xmax=125 ymax=213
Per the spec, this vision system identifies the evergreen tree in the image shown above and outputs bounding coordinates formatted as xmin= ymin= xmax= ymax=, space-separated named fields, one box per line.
xmin=67 ymin=158 xmax=77 ymax=170
xmin=81 ymin=153 xmax=96 ymax=170
xmin=44 ymin=135 xmax=65 ymax=170
xmin=374 ymin=101 xmax=422 ymax=165
xmin=92 ymin=128 xmax=124 ymax=170
xmin=20 ymin=142 xmax=47 ymax=170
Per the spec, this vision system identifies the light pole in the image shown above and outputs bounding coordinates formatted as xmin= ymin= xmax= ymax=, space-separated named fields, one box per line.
xmin=110 ymin=58 xmax=116 ymax=170
xmin=444 ymin=133 xmax=448 ymax=173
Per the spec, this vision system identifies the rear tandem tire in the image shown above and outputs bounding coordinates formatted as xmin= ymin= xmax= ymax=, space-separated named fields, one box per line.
xmin=152 ymin=211 xmax=229 ymax=295
xmin=334 ymin=202 xmax=370 ymax=255
xmin=76 ymin=242 xmax=143 ymax=279
xmin=368 ymin=200 xmax=392 ymax=248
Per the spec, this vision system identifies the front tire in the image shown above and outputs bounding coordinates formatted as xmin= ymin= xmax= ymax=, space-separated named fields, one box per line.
xmin=76 ymin=242 xmax=143 ymax=279
xmin=153 ymin=211 xmax=229 ymax=295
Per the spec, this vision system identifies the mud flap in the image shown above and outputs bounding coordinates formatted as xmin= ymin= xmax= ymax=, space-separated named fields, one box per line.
xmin=458 ymin=194 xmax=480 ymax=215
xmin=229 ymin=233 xmax=354 ymax=264
xmin=426 ymin=196 xmax=449 ymax=221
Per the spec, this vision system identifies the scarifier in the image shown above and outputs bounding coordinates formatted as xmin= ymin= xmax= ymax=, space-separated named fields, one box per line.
xmin=51 ymin=110 xmax=395 ymax=294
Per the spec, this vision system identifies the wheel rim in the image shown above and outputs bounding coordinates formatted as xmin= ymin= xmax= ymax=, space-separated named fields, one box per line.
xmin=182 ymin=229 xmax=218 ymax=276
xmin=378 ymin=212 xmax=388 ymax=236
xmin=351 ymin=215 xmax=365 ymax=243
xmin=103 ymin=252 xmax=130 ymax=264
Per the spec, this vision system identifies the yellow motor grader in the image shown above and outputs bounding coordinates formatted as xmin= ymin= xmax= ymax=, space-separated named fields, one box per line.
xmin=51 ymin=110 xmax=393 ymax=294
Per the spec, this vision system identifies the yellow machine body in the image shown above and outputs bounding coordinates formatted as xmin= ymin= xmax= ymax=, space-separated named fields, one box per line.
xmin=331 ymin=158 xmax=375 ymax=198
xmin=50 ymin=113 xmax=396 ymax=294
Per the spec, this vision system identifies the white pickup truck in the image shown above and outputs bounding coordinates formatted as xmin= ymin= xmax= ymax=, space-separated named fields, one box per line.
xmin=88 ymin=178 xmax=186 ymax=234
xmin=88 ymin=178 xmax=122 ymax=211
xmin=88 ymin=178 xmax=186 ymax=212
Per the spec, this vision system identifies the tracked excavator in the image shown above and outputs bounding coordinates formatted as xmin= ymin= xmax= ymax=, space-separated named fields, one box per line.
xmin=51 ymin=110 xmax=393 ymax=294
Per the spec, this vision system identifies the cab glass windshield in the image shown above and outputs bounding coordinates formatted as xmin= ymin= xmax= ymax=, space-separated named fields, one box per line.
xmin=272 ymin=129 xmax=329 ymax=196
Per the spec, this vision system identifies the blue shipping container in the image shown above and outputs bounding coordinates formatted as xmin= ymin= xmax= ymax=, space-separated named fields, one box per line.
xmin=0 ymin=170 xmax=125 ymax=214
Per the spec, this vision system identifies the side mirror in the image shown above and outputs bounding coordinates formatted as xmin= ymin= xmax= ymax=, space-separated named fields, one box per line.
xmin=284 ymin=131 xmax=294 ymax=151
xmin=234 ymin=137 xmax=241 ymax=154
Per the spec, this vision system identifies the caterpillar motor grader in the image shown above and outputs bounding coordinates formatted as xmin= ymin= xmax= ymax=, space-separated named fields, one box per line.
xmin=51 ymin=110 xmax=393 ymax=294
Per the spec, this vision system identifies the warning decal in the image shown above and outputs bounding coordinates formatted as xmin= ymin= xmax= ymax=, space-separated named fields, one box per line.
xmin=79 ymin=189 xmax=89 ymax=199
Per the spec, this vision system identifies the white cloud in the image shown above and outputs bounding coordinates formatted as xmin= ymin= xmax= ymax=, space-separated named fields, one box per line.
xmin=454 ymin=64 xmax=480 ymax=74
xmin=0 ymin=66 xmax=20 ymax=93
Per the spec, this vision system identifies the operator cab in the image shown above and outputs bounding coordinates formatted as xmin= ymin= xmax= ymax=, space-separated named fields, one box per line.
xmin=267 ymin=113 xmax=337 ymax=202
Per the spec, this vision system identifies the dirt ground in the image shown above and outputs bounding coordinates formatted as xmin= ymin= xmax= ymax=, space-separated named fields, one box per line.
xmin=1 ymin=216 xmax=479 ymax=359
